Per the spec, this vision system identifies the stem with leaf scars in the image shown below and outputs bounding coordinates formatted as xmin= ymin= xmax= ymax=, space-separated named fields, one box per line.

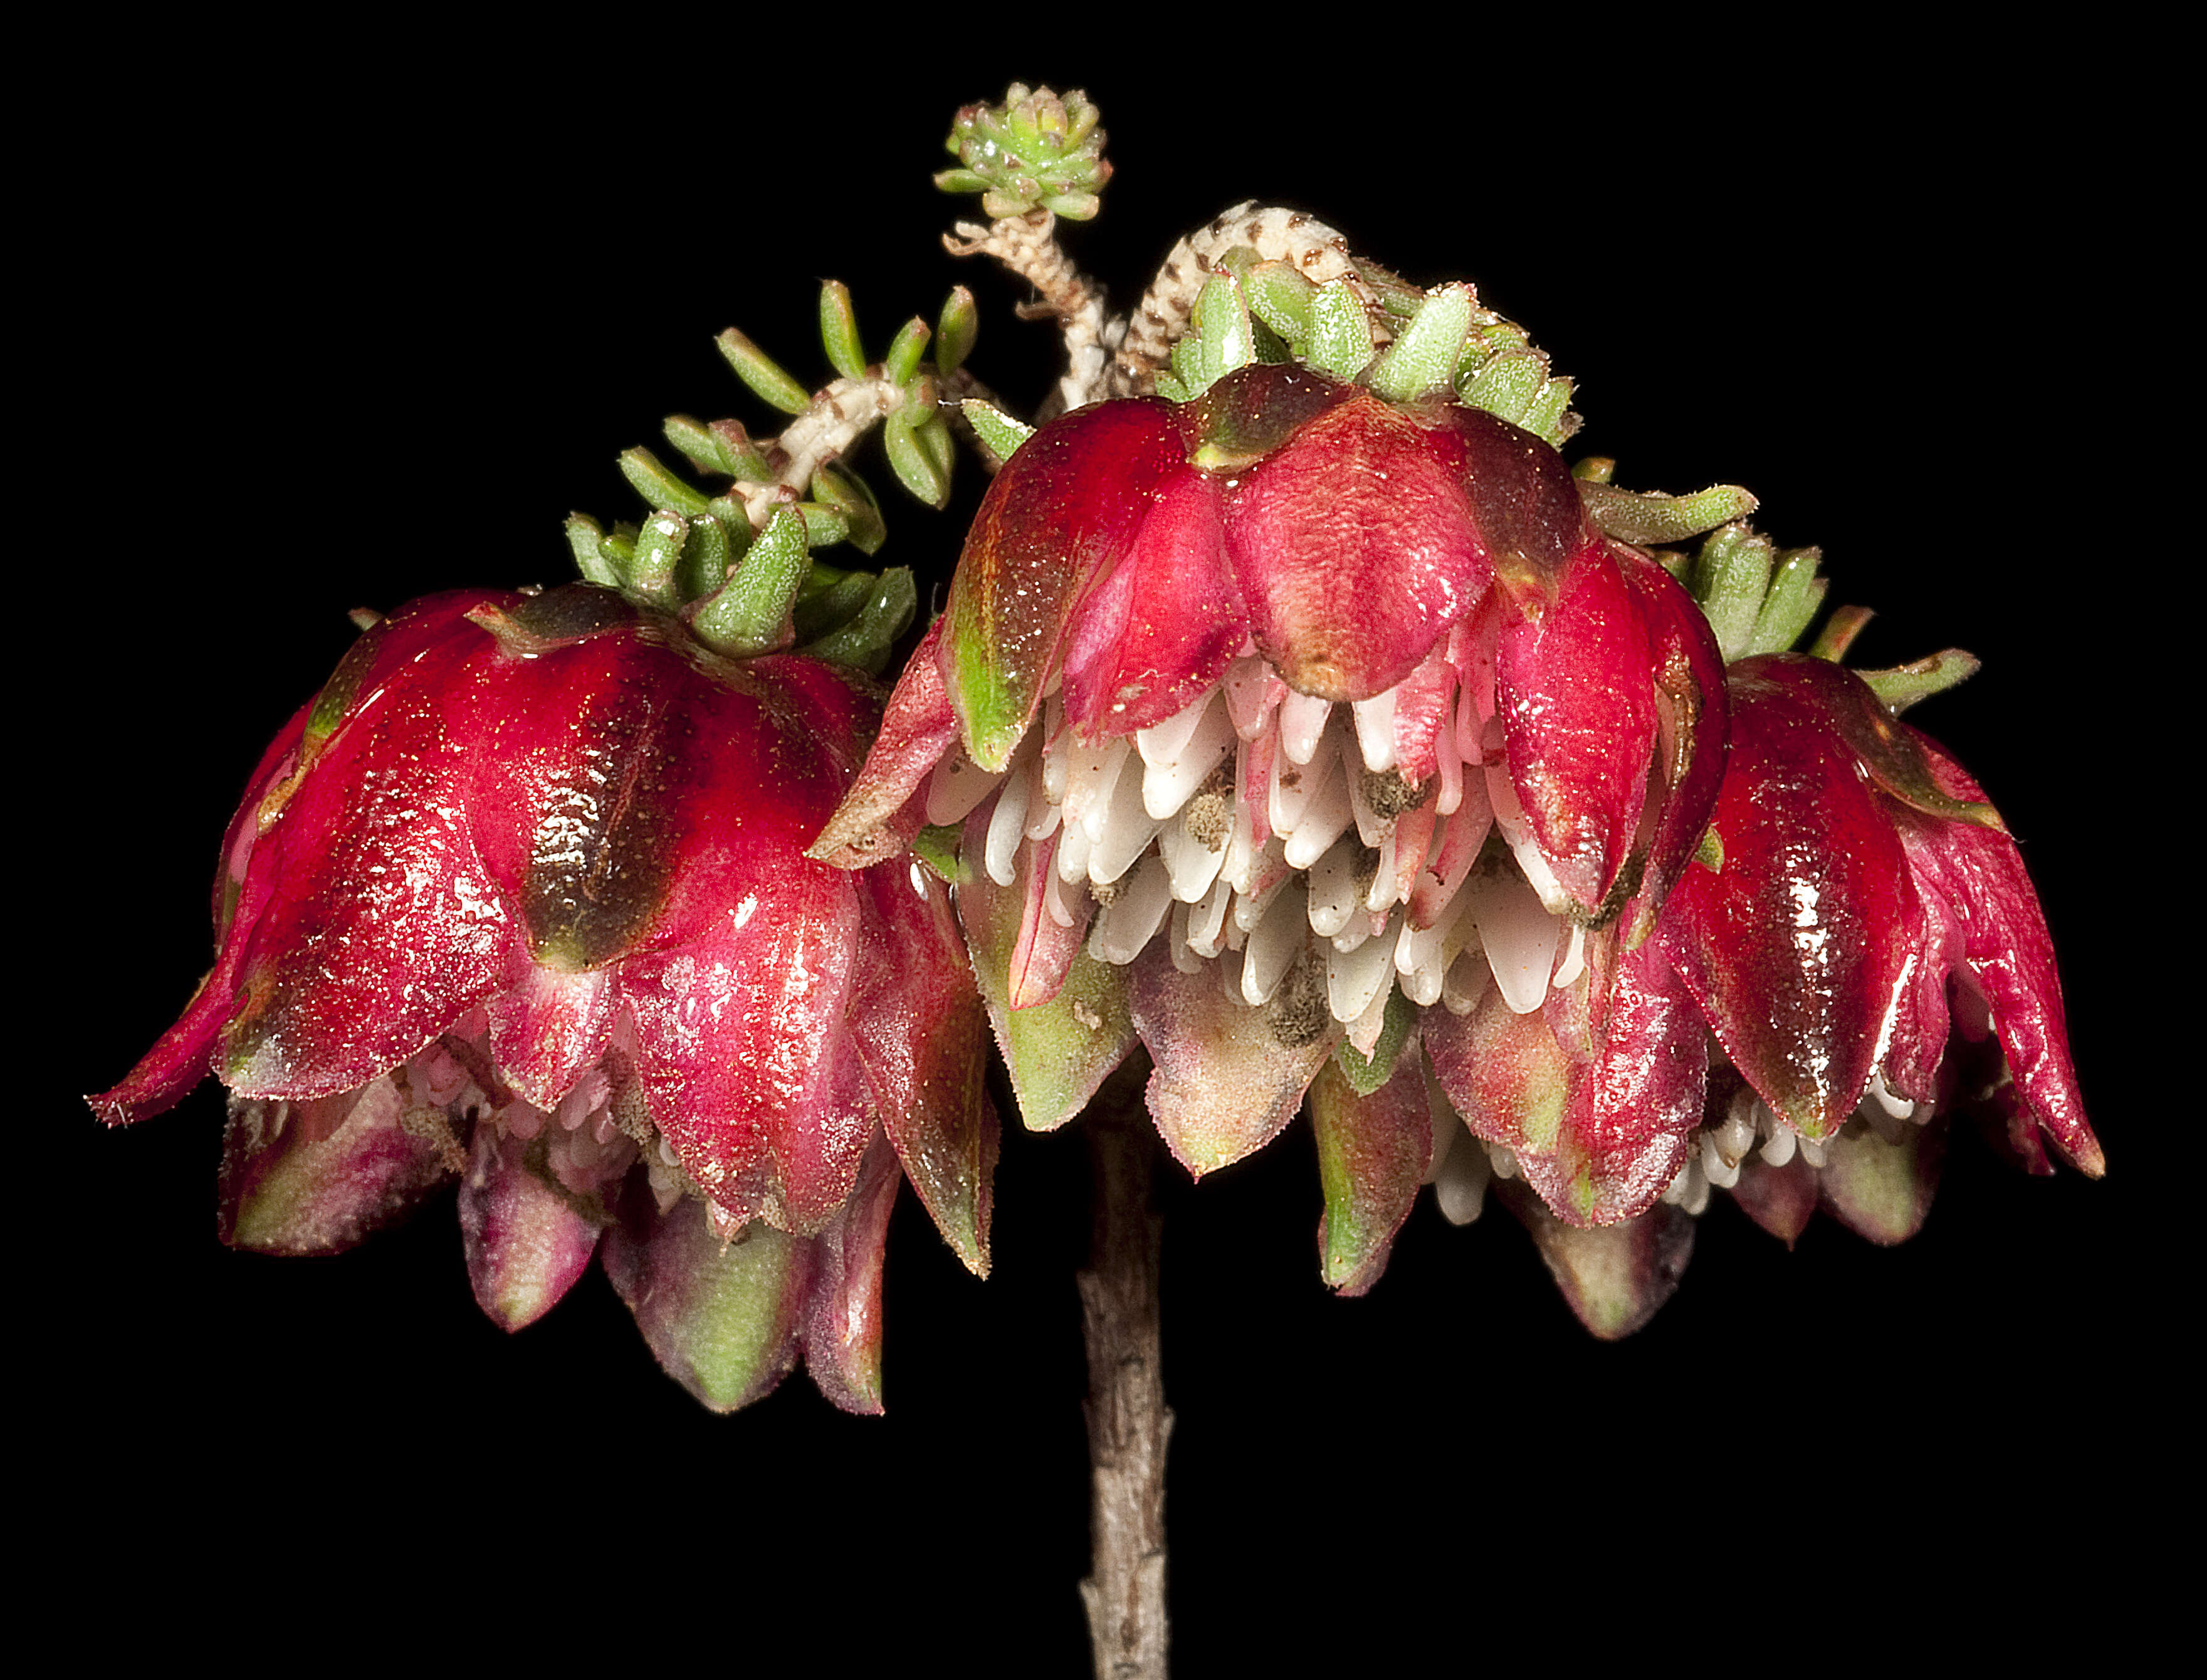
xmin=1079 ymin=1062 xmax=1172 ymax=1679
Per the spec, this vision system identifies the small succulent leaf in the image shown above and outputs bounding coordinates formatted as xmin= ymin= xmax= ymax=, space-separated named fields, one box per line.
xmin=619 ymin=446 xmax=713 ymax=521
xmin=884 ymin=411 xmax=950 ymax=508
xmin=627 ymin=512 xmax=689 ymax=604
xmin=1304 ymin=280 xmax=1375 ymax=382
xmin=1496 ymin=1179 xmax=1696 ymax=1341
xmin=884 ymin=316 xmax=931 ymax=390
xmin=962 ymin=399 xmax=1035 ymax=467
xmin=1309 ymin=1049 xmax=1432 ymax=1295
xmin=1809 ymin=602 xmax=1873 ymax=663
xmin=1368 ymin=282 xmax=1474 ymax=403
xmin=691 ymin=504 xmax=809 ymax=656
xmin=1128 ymin=940 xmax=1339 ymax=1177
xmin=1689 ymin=524 xmax=1775 ymax=662
xmin=1580 ymin=481 xmax=1759 ymax=548
xmin=1241 ymin=259 xmax=1315 ymax=347
xmin=1456 ymin=348 xmax=1549 ymax=428
xmin=1744 ymin=547 xmax=1827 ymax=656
xmin=810 ymin=463 xmax=888 ymax=557
xmin=602 ymin=1193 xmax=809 ymax=1413
xmin=796 ymin=565 xmax=916 ymax=678
xmin=218 ymin=1082 xmax=460 ymax=1255
xmin=1816 ymin=1115 xmax=1947 ymax=1245
xmin=935 ymin=285 xmax=979 ymax=376
xmin=1857 ymin=648 xmax=1982 ymax=713
xmin=565 ymin=513 xmax=622 ymax=588
xmin=819 ymin=280 xmax=866 ymax=382
xmin=716 ymin=327 xmax=812 ymax=416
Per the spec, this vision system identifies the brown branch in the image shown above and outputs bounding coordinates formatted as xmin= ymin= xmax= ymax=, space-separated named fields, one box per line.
xmin=1077 ymin=1068 xmax=1171 ymax=1679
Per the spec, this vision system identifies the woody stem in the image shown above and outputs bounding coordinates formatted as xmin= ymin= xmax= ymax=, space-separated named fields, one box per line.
xmin=1077 ymin=1059 xmax=1172 ymax=1679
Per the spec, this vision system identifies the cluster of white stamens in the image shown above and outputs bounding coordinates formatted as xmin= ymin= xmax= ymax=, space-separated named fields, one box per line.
xmin=924 ymin=652 xmax=1590 ymax=1052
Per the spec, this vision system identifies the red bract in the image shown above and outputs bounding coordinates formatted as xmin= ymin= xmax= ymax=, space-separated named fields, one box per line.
xmin=1648 ymin=651 xmax=2100 ymax=1221
xmin=90 ymin=584 xmax=995 ymax=1412
xmin=813 ymin=365 xmax=1729 ymax=1259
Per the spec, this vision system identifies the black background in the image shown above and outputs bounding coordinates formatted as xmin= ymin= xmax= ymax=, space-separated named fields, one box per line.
xmin=43 ymin=28 xmax=2161 ymax=1670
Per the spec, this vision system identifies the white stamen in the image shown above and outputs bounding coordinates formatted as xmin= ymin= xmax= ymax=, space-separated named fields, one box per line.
xmin=1441 ymin=943 xmax=1492 ymax=1015
xmin=1056 ymin=816 xmax=1093 ymax=884
xmin=1091 ymin=853 xmax=1174 ymax=964
xmin=925 ymin=752 xmax=1003 ymax=826
xmin=1072 ymin=735 xmax=1133 ymax=844
xmin=1866 ymin=1068 xmax=1914 ymax=1120
xmin=1434 ymin=1124 xmax=1490 ymax=1225
xmin=1327 ymin=908 xmax=1398 ymax=1024
xmin=1351 ymin=688 xmax=1398 ymax=773
xmin=1464 ymin=866 xmax=1561 ymax=1014
xmin=1169 ymin=901 xmax=1204 ymax=974
xmin=1551 ymin=921 xmax=1586 ymax=990
xmin=1759 ymin=1123 xmax=1797 ymax=1167
xmin=1222 ymin=655 xmax=1277 ymax=740
xmin=1363 ymin=827 xmax=1400 ymax=913
xmin=1699 ymin=1128 xmax=1741 ymax=1190
xmin=1160 ymin=814 xmax=1229 ymax=903
xmin=1044 ymin=853 xmax=1078 ymax=928
xmin=1241 ymin=880 xmax=1309 ymax=1005
xmin=1306 ymin=832 xmax=1367 ymax=938
xmin=1284 ymin=746 xmax=1355 ymax=868
xmin=1434 ymin=702 xmax=1463 ymax=817
xmin=1040 ymin=695 xmax=1069 ymax=804
xmin=1137 ymin=690 xmax=1235 ymax=819
xmin=985 ymin=758 xmax=1032 ymax=886
xmin=1087 ymin=758 xmax=1161 ymax=884
xmin=1278 ymin=690 xmax=1331 ymax=765
xmin=1188 ymin=874 xmax=1232 ymax=957
xmin=1797 ymin=1135 xmax=1829 ymax=1170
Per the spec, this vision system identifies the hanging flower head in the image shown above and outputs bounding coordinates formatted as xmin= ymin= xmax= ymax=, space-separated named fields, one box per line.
xmin=91 ymin=259 xmax=1004 ymax=1408
xmin=814 ymin=208 xmax=2102 ymax=1330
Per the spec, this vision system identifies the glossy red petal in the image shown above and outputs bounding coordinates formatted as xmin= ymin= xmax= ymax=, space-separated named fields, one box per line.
xmin=807 ymin=619 xmax=960 ymax=869
xmin=1223 ymin=386 xmax=1492 ymax=702
xmin=940 ymin=400 xmax=1189 ymax=770
xmin=1494 ymin=540 xmax=1657 ymax=922
xmin=1890 ymin=735 xmax=2100 ymax=1175
xmin=1657 ymin=664 xmax=1920 ymax=1139
xmin=1422 ymin=402 xmax=1591 ymax=602
xmin=846 ymin=856 xmax=999 ymax=1276
xmin=1614 ymin=542 xmax=1729 ymax=935
xmin=485 ymin=962 xmax=616 ymax=1111
xmin=218 ymin=606 xmax=516 ymax=1099
xmin=1059 ymin=467 xmax=1244 ymax=739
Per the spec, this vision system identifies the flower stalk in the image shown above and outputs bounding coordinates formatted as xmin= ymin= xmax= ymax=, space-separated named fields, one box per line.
xmin=1078 ymin=1062 xmax=1172 ymax=1680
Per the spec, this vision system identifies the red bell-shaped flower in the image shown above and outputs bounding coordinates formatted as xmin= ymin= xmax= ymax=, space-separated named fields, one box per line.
xmin=91 ymin=584 xmax=996 ymax=1413
xmin=813 ymin=362 xmax=1727 ymax=1251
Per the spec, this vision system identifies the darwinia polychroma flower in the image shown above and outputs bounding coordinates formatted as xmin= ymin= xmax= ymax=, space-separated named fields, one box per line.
xmin=812 ymin=216 xmax=2101 ymax=1333
xmin=92 ymin=580 xmax=997 ymax=1412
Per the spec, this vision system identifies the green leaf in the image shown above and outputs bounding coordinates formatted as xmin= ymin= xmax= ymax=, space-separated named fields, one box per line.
xmin=564 ymin=513 xmax=621 ymax=587
xmin=883 ymin=411 xmax=950 ymax=507
xmin=674 ymin=513 xmax=733 ymax=601
xmin=936 ymin=285 xmax=979 ymax=376
xmin=691 ymin=504 xmax=809 ymax=655
xmin=884 ymin=317 xmax=931 ymax=389
xmin=961 ymin=399 xmax=1034 ymax=470
xmin=628 ymin=512 xmax=688 ymax=604
xmin=798 ymin=565 xmax=917 ymax=676
xmin=619 ymin=446 xmax=713 ymax=520
xmin=1744 ymin=547 xmax=1828 ymax=656
xmin=1857 ymin=648 xmax=1981 ymax=713
xmin=810 ymin=462 xmax=887 ymax=555
xmin=1691 ymin=525 xmax=1776 ymax=661
xmin=1304 ymin=280 xmax=1374 ymax=382
xmin=1583 ymin=481 xmax=1761 ymax=547
xmin=716 ymin=327 xmax=810 ymax=416
xmin=1368 ymin=282 xmax=1474 ymax=402
xmin=818 ymin=280 xmax=866 ymax=382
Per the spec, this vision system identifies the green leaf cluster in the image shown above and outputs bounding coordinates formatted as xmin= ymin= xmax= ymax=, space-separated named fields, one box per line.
xmin=935 ymin=83 xmax=1111 ymax=221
